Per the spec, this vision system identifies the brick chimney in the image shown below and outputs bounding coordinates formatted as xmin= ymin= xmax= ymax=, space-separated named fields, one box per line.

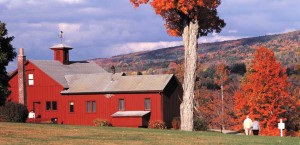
xmin=18 ymin=48 xmax=26 ymax=105
xmin=50 ymin=44 xmax=73 ymax=64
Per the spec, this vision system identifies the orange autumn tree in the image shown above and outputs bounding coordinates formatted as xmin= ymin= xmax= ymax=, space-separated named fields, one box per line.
xmin=234 ymin=47 xmax=291 ymax=136
xmin=130 ymin=0 xmax=225 ymax=131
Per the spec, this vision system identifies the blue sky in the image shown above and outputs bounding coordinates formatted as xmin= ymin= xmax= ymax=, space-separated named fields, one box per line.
xmin=1 ymin=0 xmax=299 ymax=70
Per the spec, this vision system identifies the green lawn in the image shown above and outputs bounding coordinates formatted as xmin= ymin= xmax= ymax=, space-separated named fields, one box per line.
xmin=0 ymin=122 xmax=299 ymax=145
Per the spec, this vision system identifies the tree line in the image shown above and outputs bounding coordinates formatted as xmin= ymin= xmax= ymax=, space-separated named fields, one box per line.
xmin=175 ymin=47 xmax=300 ymax=136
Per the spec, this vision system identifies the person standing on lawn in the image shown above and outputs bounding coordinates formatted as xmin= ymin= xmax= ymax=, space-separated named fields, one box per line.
xmin=252 ymin=118 xmax=260 ymax=135
xmin=243 ymin=115 xmax=252 ymax=135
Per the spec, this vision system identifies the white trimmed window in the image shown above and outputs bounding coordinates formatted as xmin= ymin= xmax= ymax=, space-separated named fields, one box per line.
xmin=69 ymin=102 xmax=74 ymax=113
xmin=28 ymin=74 xmax=34 ymax=85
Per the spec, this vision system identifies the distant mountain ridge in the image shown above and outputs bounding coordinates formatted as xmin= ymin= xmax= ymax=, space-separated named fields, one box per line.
xmin=91 ymin=30 xmax=300 ymax=74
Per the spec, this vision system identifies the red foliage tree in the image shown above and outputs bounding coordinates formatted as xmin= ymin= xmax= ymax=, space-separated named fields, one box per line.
xmin=234 ymin=47 xmax=291 ymax=136
xmin=130 ymin=0 xmax=225 ymax=131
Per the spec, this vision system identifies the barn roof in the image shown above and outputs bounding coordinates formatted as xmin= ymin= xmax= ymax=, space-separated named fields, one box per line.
xmin=61 ymin=73 xmax=174 ymax=94
xmin=30 ymin=60 xmax=107 ymax=88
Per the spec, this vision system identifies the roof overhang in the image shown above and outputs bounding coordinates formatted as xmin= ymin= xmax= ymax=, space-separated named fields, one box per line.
xmin=61 ymin=90 xmax=163 ymax=95
xmin=111 ymin=111 xmax=150 ymax=117
xmin=50 ymin=44 xmax=73 ymax=50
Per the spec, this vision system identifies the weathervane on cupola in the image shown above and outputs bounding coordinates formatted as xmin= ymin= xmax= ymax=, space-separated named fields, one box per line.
xmin=59 ymin=31 xmax=64 ymax=44
xmin=50 ymin=30 xmax=73 ymax=64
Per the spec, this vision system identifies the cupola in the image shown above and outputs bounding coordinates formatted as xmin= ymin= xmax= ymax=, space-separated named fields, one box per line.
xmin=50 ymin=44 xmax=73 ymax=64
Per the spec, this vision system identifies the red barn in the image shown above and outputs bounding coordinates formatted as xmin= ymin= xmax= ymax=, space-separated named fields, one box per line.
xmin=7 ymin=44 xmax=183 ymax=128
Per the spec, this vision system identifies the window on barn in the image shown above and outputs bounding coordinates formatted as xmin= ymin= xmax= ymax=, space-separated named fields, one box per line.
xmin=28 ymin=74 xmax=34 ymax=85
xmin=86 ymin=101 xmax=91 ymax=112
xmin=46 ymin=101 xmax=51 ymax=110
xmin=46 ymin=101 xmax=57 ymax=111
xmin=92 ymin=101 xmax=96 ymax=113
xmin=118 ymin=99 xmax=125 ymax=111
xmin=86 ymin=101 xmax=96 ymax=113
xmin=69 ymin=102 xmax=74 ymax=113
xmin=52 ymin=102 xmax=57 ymax=110
xmin=145 ymin=98 xmax=151 ymax=110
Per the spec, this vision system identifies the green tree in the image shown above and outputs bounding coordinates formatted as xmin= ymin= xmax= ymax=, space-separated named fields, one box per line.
xmin=0 ymin=102 xmax=28 ymax=122
xmin=0 ymin=21 xmax=16 ymax=106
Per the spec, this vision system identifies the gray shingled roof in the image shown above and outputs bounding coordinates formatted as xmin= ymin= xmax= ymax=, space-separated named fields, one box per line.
xmin=30 ymin=60 xmax=107 ymax=88
xmin=61 ymin=73 xmax=174 ymax=94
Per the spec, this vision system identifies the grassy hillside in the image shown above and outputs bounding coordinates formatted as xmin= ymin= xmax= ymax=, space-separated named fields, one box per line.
xmin=0 ymin=122 xmax=299 ymax=145
xmin=91 ymin=30 xmax=300 ymax=74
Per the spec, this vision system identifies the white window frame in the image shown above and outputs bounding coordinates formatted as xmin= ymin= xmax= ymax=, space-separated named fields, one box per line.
xmin=28 ymin=74 xmax=34 ymax=85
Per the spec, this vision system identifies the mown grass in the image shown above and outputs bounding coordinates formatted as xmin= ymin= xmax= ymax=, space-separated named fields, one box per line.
xmin=0 ymin=122 xmax=299 ymax=145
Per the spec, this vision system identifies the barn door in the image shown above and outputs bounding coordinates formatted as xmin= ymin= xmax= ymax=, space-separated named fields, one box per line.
xmin=33 ymin=102 xmax=41 ymax=118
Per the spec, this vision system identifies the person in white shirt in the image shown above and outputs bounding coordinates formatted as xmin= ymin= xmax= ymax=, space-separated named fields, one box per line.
xmin=243 ymin=115 xmax=252 ymax=135
xmin=28 ymin=110 xmax=35 ymax=119
xmin=252 ymin=118 xmax=260 ymax=135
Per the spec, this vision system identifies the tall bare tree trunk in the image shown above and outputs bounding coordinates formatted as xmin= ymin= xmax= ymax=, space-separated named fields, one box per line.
xmin=180 ymin=21 xmax=199 ymax=131
xmin=221 ymin=84 xmax=224 ymax=132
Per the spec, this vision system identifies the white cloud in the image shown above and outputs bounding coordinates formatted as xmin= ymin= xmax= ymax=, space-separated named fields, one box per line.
xmin=219 ymin=0 xmax=300 ymax=36
xmin=266 ymin=28 xmax=297 ymax=35
xmin=2 ymin=0 xmax=300 ymax=71
xmin=78 ymin=7 xmax=108 ymax=14
xmin=26 ymin=0 xmax=44 ymax=5
xmin=0 ymin=0 xmax=7 ymax=4
xmin=106 ymin=41 xmax=182 ymax=56
xmin=281 ymin=28 xmax=297 ymax=33
xmin=56 ymin=0 xmax=84 ymax=4
xmin=4 ymin=0 xmax=23 ymax=9
xmin=199 ymin=34 xmax=241 ymax=43
xmin=228 ymin=29 xmax=238 ymax=34
xmin=58 ymin=23 xmax=81 ymax=34
xmin=104 ymin=34 xmax=240 ymax=57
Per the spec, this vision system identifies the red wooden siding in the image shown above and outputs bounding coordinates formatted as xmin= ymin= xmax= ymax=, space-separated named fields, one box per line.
xmin=60 ymin=93 xmax=162 ymax=126
xmin=8 ymin=61 xmax=64 ymax=123
xmin=24 ymin=62 xmax=64 ymax=123
xmin=7 ymin=73 xmax=18 ymax=103
xmin=7 ymin=61 xmax=182 ymax=128
xmin=112 ymin=117 xmax=144 ymax=127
